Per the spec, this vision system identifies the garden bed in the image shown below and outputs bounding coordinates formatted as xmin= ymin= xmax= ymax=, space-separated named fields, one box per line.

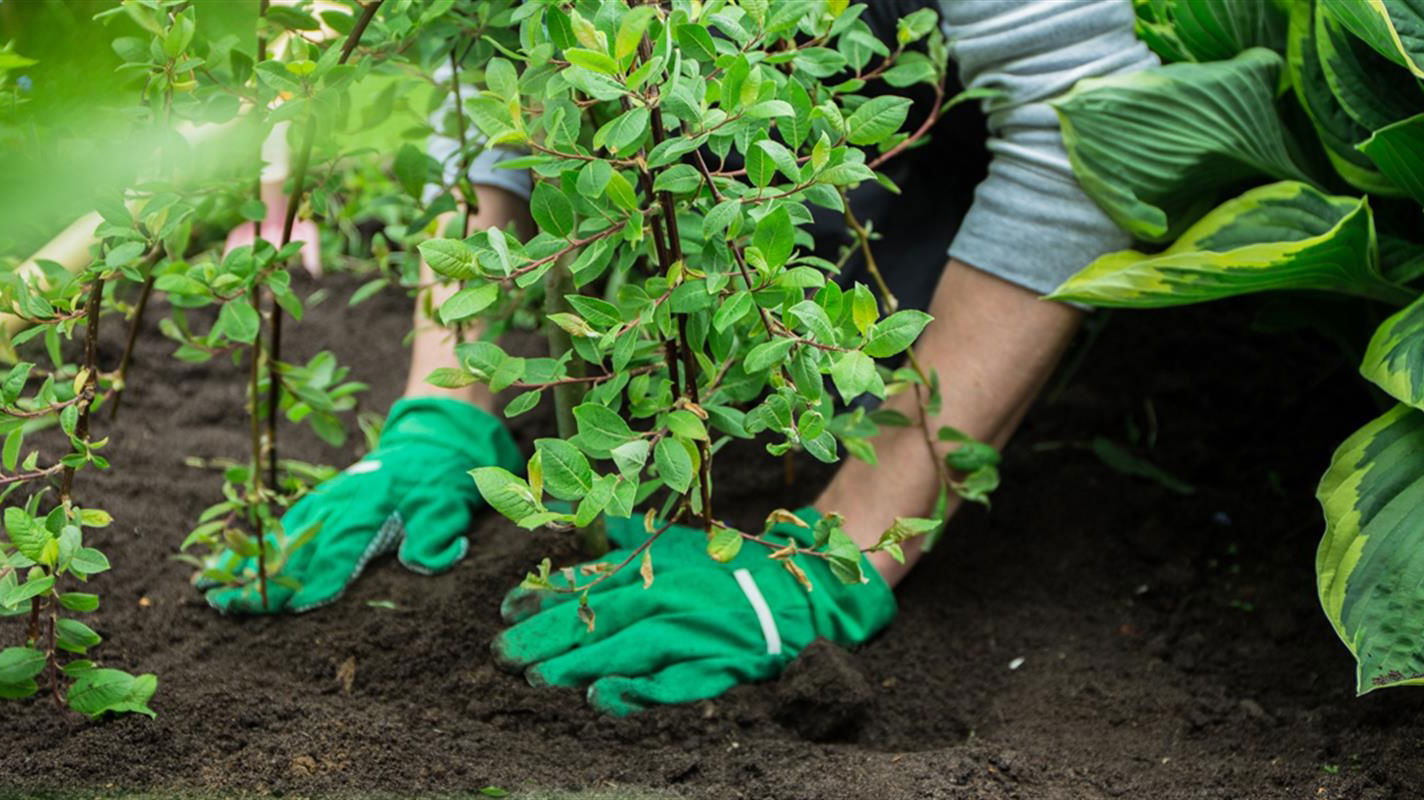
xmin=4 ymin=273 xmax=1419 ymax=799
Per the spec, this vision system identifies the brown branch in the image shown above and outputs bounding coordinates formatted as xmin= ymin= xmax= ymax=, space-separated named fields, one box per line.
xmin=501 ymin=223 xmax=628 ymax=282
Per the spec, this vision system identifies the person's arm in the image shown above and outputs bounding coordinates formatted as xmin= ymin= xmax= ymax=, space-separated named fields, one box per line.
xmin=820 ymin=0 xmax=1160 ymax=586
xmin=403 ymin=184 xmax=532 ymax=408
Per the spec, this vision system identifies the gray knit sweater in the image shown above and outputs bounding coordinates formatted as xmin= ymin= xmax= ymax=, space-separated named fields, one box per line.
xmin=427 ymin=0 xmax=1158 ymax=296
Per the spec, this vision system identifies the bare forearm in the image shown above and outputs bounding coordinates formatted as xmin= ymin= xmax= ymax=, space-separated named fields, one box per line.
xmin=403 ymin=184 xmax=533 ymax=407
xmin=815 ymin=259 xmax=1083 ymax=587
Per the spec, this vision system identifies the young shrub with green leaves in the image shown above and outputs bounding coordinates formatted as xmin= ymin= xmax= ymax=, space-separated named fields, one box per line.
xmin=0 ymin=228 xmax=155 ymax=717
xmin=1048 ymin=0 xmax=1424 ymax=693
xmin=416 ymin=0 xmax=998 ymax=605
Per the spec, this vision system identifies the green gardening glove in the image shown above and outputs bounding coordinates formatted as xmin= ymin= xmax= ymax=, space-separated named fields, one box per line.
xmin=204 ymin=397 xmax=522 ymax=614
xmin=493 ymin=508 xmax=896 ymax=716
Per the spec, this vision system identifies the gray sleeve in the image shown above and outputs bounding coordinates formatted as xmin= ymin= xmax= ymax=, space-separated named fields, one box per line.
xmin=939 ymin=0 xmax=1158 ymax=296
xmin=426 ymin=64 xmax=532 ymax=202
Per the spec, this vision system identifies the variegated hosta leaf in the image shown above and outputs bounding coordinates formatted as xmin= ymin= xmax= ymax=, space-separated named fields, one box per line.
xmin=1048 ymin=181 xmax=1409 ymax=308
xmin=1359 ymin=114 xmax=1424 ymax=205
xmin=1321 ymin=0 xmax=1424 ymax=78
xmin=1287 ymin=0 xmax=1400 ymax=196
xmin=1361 ymin=289 xmax=1424 ymax=408
xmin=1052 ymin=48 xmax=1312 ymax=242
xmin=1132 ymin=0 xmax=1287 ymax=62
xmin=1317 ymin=404 xmax=1424 ymax=693
xmin=1315 ymin=1 xmax=1424 ymax=132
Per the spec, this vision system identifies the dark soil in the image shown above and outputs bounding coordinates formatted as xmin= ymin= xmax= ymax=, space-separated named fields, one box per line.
xmin=4 ymin=273 xmax=1422 ymax=800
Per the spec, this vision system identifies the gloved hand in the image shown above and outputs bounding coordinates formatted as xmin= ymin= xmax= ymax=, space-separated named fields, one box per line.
xmin=493 ymin=508 xmax=897 ymax=716
xmin=204 ymin=396 xmax=522 ymax=614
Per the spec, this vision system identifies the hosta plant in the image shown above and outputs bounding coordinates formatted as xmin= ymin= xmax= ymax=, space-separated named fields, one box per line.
xmin=1048 ymin=0 xmax=1424 ymax=693
xmin=415 ymin=0 xmax=999 ymax=609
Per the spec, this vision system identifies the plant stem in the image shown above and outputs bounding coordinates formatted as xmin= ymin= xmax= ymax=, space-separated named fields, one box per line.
xmin=248 ymin=290 xmax=269 ymax=611
xmin=59 ymin=278 xmax=103 ymax=505
xmin=108 ymin=273 xmax=156 ymax=420
xmin=545 ymin=259 xmax=608 ymax=556
xmin=636 ymin=30 xmax=712 ymax=530
xmin=260 ymin=0 xmax=381 ymax=496
xmin=448 ymin=47 xmax=476 ymax=237
xmin=46 ymin=602 xmax=60 ymax=706
xmin=841 ymin=200 xmax=955 ymax=499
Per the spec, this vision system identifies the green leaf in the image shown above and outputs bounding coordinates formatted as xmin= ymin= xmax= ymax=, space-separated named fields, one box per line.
xmin=816 ymin=161 xmax=876 ymax=186
xmin=615 ymin=5 xmax=658 ymax=62
xmin=595 ymin=107 xmax=650 ymax=156
xmin=605 ymin=169 xmax=639 ymax=212
xmin=1052 ymin=48 xmax=1312 ymax=242
xmin=896 ymin=7 xmax=939 ymax=44
xmin=567 ymin=295 xmax=621 ymax=327
xmin=1048 ymin=182 xmax=1407 ymax=308
xmin=530 ymin=182 xmax=576 ymax=238
xmin=535 ymin=439 xmax=594 ymax=501
xmin=564 ymin=47 xmax=620 ymax=75
xmin=653 ymin=164 xmax=702 ymax=194
xmin=59 ymin=592 xmax=100 ymax=612
xmin=1314 ymin=3 xmax=1421 ymax=133
xmin=1156 ymin=0 xmax=1287 ymax=61
xmin=67 ymin=669 xmax=157 ymax=719
xmin=5 ymin=507 xmax=51 ymax=563
xmin=577 ymin=159 xmax=613 ymax=198
xmin=0 ymin=680 xmax=38 ymax=700
xmin=956 ymin=464 xmax=999 ymax=507
xmin=793 ymin=47 xmax=846 ymax=77
xmin=666 ymin=410 xmax=709 ymax=441
xmin=745 ymin=100 xmax=795 ymax=119
xmin=56 ymin=618 xmax=101 ymax=654
xmin=69 ymin=547 xmax=110 ymax=576
xmin=471 ymin=466 xmax=542 ymax=522
xmin=1090 ymin=437 xmax=1194 ymax=495
xmin=425 ymin=368 xmax=477 ymax=389
xmin=105 ymin=241 xmax=146 ymax=269
xmin=751 ymin=206 xmax=794 ymax=269
xmin=419 ymin=239 xmax=479 ymax=280
xmin=439 ymin=283 xmax=500 ymax=325
xmin=707 ymin=526 xmax=742 ymax=563
xmin=713 ymin=291 xmax=753 ymax=332
xmin=504 ymin=390 xmax=542 ymax=418
xmin=788 ymin=300 xmax=835 ymax=343
xmin=829 ymin=350 xmax=882 ymax=403
xmin=393 ymin=143 xmax=432 ymax=198
xmin=1359 ymin=114 xmax=1424 ymax=206
xmin=573 ymin=403 xmax=635 ymax=450
xmin=1320 ymin=0 xmax=1424 ymax=78
xmin=675 ymin=24 xmax=717 ymax=62
xmin=864 ymin=310 xmax=932 ymax=358
xmin=1288 ymin=0 xmax=1399 ymax=196
xmin=611 ymin=439 xmax=651 ymax=477
xmin=218 ymin=300 xmax=260 ymax=344
xmin=7 ymin=575 xmax=55 ymax=606
xmin=744 ymin=134 xmax=775 ymax=188
xmin=0 ymin=647 xmax=45 ymax=684
xmin=654 ymin=437 xmax=694 ymax=493
xmin=1316 ymin=405 xmax=1424 ymax=693
xmin=756 ymin=139 xmax=801 ymax=183
xmin=846 ymin=96 xmax=912 ymax=146
xmin=1361 ymin=291 xmax=1424 ymax=411
xmin=745 ymin=338 xmax=795 ymax=373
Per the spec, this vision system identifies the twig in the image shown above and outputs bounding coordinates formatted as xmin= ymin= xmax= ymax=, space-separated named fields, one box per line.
xmin=841 ymin=200 xmax=954 ymax=498
xmin=108 ymin=274 xmax=156 ymax=420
